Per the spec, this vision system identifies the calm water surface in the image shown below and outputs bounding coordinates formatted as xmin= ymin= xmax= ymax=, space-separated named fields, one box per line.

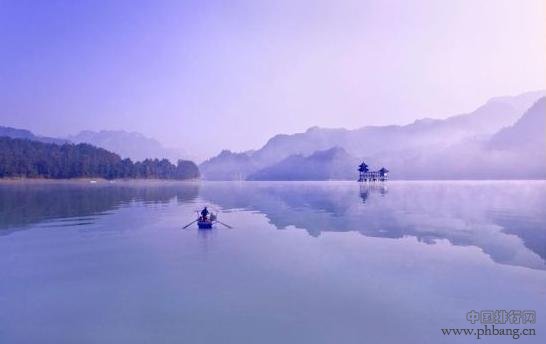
xmin=0 ymin=181 xmax=545 ymax=343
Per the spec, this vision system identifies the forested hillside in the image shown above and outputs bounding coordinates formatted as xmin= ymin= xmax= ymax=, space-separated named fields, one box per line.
xmin=0 ymin=137 xmax=199 ymax=180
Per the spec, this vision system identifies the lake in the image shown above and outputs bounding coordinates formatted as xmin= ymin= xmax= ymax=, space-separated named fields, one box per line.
xmin=1 ymin=180 xmax=545 ymax=343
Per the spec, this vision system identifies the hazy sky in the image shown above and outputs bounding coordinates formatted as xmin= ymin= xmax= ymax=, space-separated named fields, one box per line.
xmin=1 ymin=0 xmax=544 ymax=158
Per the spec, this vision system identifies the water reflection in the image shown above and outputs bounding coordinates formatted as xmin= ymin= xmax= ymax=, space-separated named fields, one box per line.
xmin=0 ymin=181 xmax=199 ymax=232
xmin=1 ymin=181 xmax=544 ymax=271
xmin=1 ymin=180 xmax=544 ymax=344
xmin=360 ymin=183 xmax=387 ymax=203
xmin=200 ymin=181 xmax=546 ymax=270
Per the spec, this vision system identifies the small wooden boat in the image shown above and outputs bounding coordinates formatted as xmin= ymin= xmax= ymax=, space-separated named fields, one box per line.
xmin=197 ymin=213 xmax=216 ymax=229
xmin=197 ymin=217 xmax=213 ymax=229
xmin=183 ymin=211 xmax=232 ymax=230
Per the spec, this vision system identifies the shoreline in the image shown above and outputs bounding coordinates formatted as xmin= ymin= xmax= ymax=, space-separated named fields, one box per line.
xmin=0 ymin=178 xmax=544 ymax=185
xmin=0 ymin=177 xmax=201 ymax=185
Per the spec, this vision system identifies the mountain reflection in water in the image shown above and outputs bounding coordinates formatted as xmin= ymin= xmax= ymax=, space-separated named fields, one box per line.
xmin=199 ymin=181 xmax=546 ymax=271
xmin=1 ymin=180 xmax=544 ymax=271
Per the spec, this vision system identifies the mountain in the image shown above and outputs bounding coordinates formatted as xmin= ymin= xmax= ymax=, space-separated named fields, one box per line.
xmin=0 ymin=126 xmax=193 ymax=164
xmin=378 ymin=97 xmax=546 ymax=180
xmin=201 ymin=90 xmax=545 ymax=180
xmin=248 ymin=147 xmax=359 ymax=180
xmin=199 ymin=150 xmax=257 ymax=180
xmin=0 ymin=126 xmax=69 ymax=145
xmin=488 ymin=97 xmax=545 ymax=151
xmin=254 ymin=90 xmax=544 ymax=164
xmin=68 ymin=130 xmax=187 ymax=163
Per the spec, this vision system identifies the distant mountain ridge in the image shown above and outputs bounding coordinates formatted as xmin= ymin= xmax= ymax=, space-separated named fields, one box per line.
xmin=248 ymin=147 xmax=359 ymax=181
xmin=252 ymin=90 xmax=544 ymax=165
xmin=201 ymin=90 xmax=545 ymax=180
xmin=0 ymin=126 xmax=69 ymax=145
xmin=198 ymin=149 xmax=258 ymax=180
xmin=68 ymin=130 xmax=188 ymax=163
xmin=488 ymin=97 xmax=545 ymax=150
xmin=348 ymin=97 xmax=546 ymax=180
xmin=0 ymin=127 xmax=193 ymax=166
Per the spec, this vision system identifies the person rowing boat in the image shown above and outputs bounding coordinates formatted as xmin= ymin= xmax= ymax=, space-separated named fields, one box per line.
xmin=197 ymin=207 xmax=213 ymax=229
xmin=200 ymin=207 xmax=209 ymax=221
xmin=182 ymin=207 xmax=232 ymax=229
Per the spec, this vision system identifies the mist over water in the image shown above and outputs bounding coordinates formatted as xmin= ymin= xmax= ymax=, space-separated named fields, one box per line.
xmin=0 ymin=181 xmax=545 ymax=343
xmin=0 ymin=1 xmax=544 ymax=342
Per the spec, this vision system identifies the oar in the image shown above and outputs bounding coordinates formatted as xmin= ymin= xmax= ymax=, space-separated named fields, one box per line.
xmin=216 ymin=221 xmax=233 ymax=229
xmin=182 ymin=219 xmax=198 ymax=229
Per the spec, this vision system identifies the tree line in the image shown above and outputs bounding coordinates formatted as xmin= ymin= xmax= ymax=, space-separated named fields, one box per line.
xmin=0 ymin=137 xmax=200 ymax=180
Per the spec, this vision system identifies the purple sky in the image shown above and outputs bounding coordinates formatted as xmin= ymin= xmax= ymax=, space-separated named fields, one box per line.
xmin=1 ymin=0 xmax=544 ymax=158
